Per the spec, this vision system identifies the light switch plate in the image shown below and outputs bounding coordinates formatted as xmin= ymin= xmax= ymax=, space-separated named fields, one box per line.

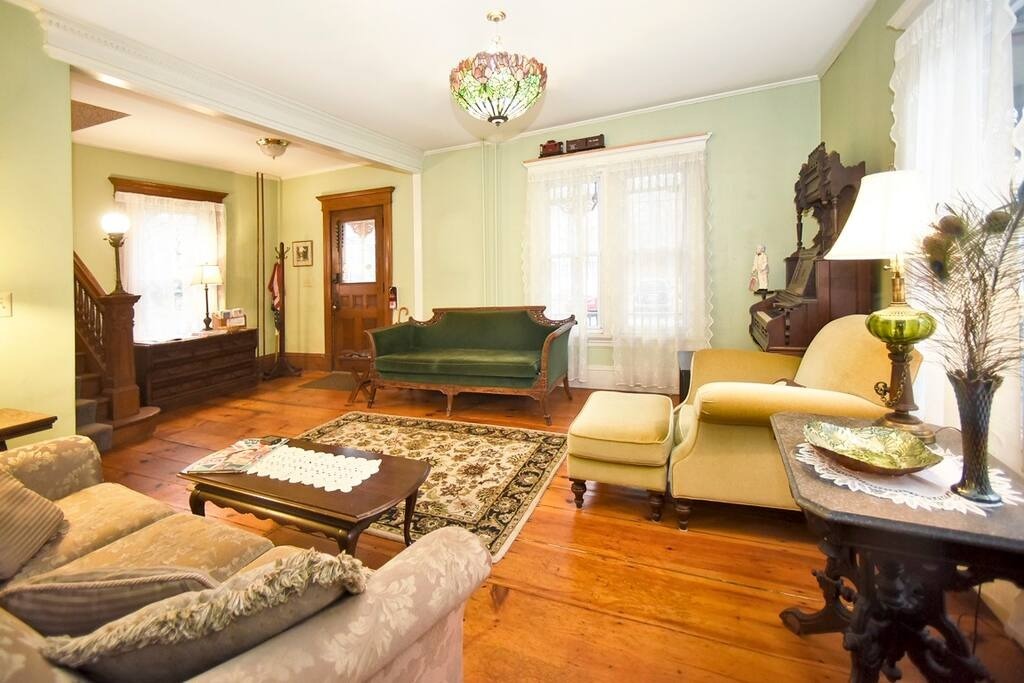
xmin=0 ymin=292 xmax=11 ymax=317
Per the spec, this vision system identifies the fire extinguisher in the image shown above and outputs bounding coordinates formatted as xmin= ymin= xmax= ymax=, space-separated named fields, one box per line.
xmin=388 ymin=286 xmax=398 ymax=310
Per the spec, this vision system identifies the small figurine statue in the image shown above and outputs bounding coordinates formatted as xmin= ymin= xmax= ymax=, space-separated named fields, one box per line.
xmin=748 ymin=244 xmax=769 ymax=292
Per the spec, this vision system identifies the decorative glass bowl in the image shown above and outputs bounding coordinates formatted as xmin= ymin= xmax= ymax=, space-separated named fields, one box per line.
xmin=803 ymin=421 xmax=942 ymax=476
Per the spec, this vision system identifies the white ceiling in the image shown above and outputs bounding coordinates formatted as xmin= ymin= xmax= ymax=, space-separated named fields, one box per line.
xmin=39 ymin=0 xmax=874 ymax=154
xmin=70 ymin=74 xmax=365 ymax=178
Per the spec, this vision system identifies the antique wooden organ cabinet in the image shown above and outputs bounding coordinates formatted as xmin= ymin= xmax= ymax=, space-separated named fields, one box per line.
xmin=749 ymin=144 xmax=875 ymax=355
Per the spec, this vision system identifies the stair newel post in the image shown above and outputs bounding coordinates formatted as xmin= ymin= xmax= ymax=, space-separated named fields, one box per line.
xmin=99 ymin=292 xmax=142 ymax=420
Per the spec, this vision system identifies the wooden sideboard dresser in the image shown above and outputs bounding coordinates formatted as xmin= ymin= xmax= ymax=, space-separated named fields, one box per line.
xmin=134 ymin=329 xmax=259 ymax=410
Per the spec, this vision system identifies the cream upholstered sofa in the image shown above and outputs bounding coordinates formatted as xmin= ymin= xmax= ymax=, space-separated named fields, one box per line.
xmin=669 ymin=315 xmax=919 ymax=527
xmin=0 ymin=436 xmax=491 ymax=682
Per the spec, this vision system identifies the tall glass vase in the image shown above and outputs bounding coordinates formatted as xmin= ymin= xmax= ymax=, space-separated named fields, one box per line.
xmin=948 ymin=372 xmax=1002 ymax=505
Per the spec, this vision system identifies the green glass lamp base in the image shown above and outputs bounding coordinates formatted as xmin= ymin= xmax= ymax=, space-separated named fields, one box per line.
xmin=865 ymin=303 xmax=937 ymax=445
xmin=866 ymin=303 xmax=937 ymax=345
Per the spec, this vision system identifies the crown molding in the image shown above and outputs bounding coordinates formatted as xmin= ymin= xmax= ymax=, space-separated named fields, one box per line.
xmin=424 ymin=141 xmax=484 ymax=156
xmin=888 ymin=0 xmax=930 ymax=30
xmin=507 ymin=75 xmax=819 ymax=142
xmin=36 ymin=10 xmax=423 ymax=173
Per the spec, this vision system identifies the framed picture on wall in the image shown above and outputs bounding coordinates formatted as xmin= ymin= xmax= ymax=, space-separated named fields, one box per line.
xmin=292 ymin=240 xmax=313 ymax=267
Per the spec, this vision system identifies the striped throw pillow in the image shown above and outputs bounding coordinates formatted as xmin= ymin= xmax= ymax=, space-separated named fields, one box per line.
xmin=0 ymin=567 xmax=218 ymax=636
xmin=0 ymin=470 xmax=64 ymax=580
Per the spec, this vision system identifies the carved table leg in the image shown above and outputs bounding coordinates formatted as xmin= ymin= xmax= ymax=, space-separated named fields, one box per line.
xmin=403 ymin=489 xmax=419 ymax=546
xmin=366 ymin=381 xmax=378 ymax=408
xmin=337 ymin=520 xmax=372 ymax=557
xmin=570 ymin=479 xmax=587 ymax=509
xmin=780 ymin=538 xmax=857 ymax=636
xmin=648 ymin=491 xmax=665 ymax=522
xmin=674 ymin=498 xmax=691 ymax=530
xmin=189 ymin=489 xmax=207 ymax=516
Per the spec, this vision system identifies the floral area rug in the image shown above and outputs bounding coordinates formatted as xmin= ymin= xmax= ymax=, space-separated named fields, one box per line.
xmin=300 ymin=412 xmax=568 ymax=561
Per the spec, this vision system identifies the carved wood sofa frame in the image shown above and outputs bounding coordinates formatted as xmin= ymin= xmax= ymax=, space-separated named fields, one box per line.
xmin=364 ymin=306 xmax=577 ymax=424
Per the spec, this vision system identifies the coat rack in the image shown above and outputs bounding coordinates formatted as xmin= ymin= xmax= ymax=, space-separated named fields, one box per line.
xmin=263 ymin=242 xmax=301 ymax=380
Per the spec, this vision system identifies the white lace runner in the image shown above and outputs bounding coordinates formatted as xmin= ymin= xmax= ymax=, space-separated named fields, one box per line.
xmin=795 ymin=443 xmax=1023 ymax=516
xmin=246 ymin=445 xmax=381 ymax=493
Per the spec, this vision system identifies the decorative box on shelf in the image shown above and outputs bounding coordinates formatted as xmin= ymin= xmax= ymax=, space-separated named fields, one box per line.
xmin=212 ymin=308 xmax=247 ymax=331
xmin=565 ymin=134 xmax=605 ymax=154
xmin=539 ymin=139 xmax=564 ymax=158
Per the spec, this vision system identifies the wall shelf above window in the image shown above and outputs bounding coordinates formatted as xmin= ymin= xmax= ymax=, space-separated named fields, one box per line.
xmin=522 ymin=133 xmax=710 ymax=171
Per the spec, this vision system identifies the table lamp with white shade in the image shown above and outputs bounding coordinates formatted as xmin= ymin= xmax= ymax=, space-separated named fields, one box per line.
xmin=825 ymin=170 xmax=937 ymax=443
xmin=192 ymin=264 xmax=223 ymax=331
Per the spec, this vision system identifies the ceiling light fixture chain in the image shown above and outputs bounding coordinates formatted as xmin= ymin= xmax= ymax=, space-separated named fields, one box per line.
xmin=449 ymin=9 xmax=547 ymax=127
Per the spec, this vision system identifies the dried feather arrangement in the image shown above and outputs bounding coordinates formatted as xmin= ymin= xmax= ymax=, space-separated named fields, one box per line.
xmin=907 ymin=186 xmax=1024 ymax=381
xmin=905 ymin=184 xmax=1024 ymax=504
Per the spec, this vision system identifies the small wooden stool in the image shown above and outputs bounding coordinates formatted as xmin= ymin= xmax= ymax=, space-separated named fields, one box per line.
xmin=339 ymin=351 xmax=373 ymax=404
xmin=566 ymin=391 xmax=674 ymax=521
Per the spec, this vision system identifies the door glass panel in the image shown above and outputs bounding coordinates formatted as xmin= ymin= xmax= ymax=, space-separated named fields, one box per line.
xmin=340 ymin=219 xmax=376 ymax=283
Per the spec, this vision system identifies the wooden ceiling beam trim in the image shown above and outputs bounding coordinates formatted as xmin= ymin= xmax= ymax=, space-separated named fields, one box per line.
xmin=109 ymin=176 xmax=228 ymax=203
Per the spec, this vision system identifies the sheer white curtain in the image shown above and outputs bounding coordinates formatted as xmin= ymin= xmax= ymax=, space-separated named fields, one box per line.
xmin=524 ymin=166 xmax=600 ymax=384
xmin=524 ymin=138 xmax=711 ymax=391
xmin=603 ymin=151 xmax=711 ymax=389
xmin=891 ymin=0 xmax=1021 ymax=468
xmin=117 ymin=191 xmax=226 ymax=342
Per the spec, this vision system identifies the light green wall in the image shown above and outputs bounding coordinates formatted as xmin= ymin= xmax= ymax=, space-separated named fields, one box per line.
xmin=421 ymin=146 xmax=485 ymax=312
xmin=291 ymin=81 xmax=820 ymax=353
xmin=279 ymin=165 xmax=413 ymax=355
xmin=0 ymin=2 xmax=75 ymax=444
xmin=820 ymin=0 xmax=904 ymax=173
xmin=71 ymin=144 xmax=280 ymax=353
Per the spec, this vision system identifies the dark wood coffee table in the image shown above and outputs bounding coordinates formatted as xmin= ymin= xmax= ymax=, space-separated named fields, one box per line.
xmin=179 ymin=438 xmax=430 ymax=555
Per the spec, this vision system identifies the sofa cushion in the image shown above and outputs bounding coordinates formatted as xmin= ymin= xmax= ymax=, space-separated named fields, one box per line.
xmin=8 ymin=483 xmax=173 ymax=585
xmin=0 ymin=609 xmax=87 ymax=683
xmin=568 ymin=391 xmax=674 ymax=466
xmin=376 ymin=348 xmax=541 ymax=379
xmin=412 ymin=309 xmax=553 ymax=351
xmin=0 ymin=471 xmax=65 ymax=580
xmin=0 ymin=566 xmax=217 ymax=637
xmin=42 ymin=548 xmax=369 ymax=683
xmin=49 ymin=513 xmax=273 ymax=583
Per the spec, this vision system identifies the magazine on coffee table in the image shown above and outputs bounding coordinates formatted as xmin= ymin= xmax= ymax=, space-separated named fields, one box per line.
xmin=182 ymin=436 xmax=289 ymax=474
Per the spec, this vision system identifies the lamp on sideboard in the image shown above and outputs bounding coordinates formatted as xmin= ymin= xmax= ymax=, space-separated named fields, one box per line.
xmin=825 ymin=169 xmax=937 ymax=443
xmin=191 ymin=264 xmax=223 ymax=331
xmin=100 ymin=212 xmax=129 ymax=294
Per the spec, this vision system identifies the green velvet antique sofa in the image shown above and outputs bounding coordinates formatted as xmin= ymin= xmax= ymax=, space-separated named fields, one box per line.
xmin=365 ymin=306 xmax=576 ymax=424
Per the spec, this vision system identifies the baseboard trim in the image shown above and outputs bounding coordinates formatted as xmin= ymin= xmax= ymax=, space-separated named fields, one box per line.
xmin=258 ymin=353 xmax=330 ymax=372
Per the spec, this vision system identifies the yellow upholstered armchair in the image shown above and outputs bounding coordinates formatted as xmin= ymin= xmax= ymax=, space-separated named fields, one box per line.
xmin=669 ymin=315 xmax=920 ymax=529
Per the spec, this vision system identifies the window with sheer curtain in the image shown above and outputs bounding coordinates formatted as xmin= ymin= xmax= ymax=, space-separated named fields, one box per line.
xmin=524 ymin=136 xmax=711 ymax=391
xmin=116 ymin=191 xmax=226 ymax=342
xmin=892 ymin=0 xmax=1022 ymax=470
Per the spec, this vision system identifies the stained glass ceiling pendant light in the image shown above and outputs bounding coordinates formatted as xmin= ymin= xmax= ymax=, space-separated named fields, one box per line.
xmin=450 ymin=10 xmax=547 ymax=127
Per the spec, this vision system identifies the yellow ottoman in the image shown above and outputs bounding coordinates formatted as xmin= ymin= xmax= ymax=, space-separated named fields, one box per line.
xmin=567 ymin=391 xmax=674 ymax=521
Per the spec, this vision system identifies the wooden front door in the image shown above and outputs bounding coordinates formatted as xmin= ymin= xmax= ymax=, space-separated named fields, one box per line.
xmin=318 ymin=187 xmax=394 ymax=370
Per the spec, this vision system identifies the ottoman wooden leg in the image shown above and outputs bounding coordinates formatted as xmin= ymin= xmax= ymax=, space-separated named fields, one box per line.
xmin=647 ymin=491 xmax=665 ymax=522
xmin=570 ymin=479 xmax=587 ymax=509
xmin=674 ymin=498 xmax=692 ymax=531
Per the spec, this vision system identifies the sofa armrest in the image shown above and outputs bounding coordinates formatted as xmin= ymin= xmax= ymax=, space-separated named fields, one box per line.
xmin=684 ymin=349 xmax=802 ymax=403
xmin=0 ymin=435 xmax=102 ymax=500
xmin=190 ymin=527 xmax=492 ymax=683
xmin=365 ymin=324 xmax=412 ymax=359
xmin=540 ymin=320 xmax=575 ymax=384
xmin=696 ymin=382 xmax=887 ymax=427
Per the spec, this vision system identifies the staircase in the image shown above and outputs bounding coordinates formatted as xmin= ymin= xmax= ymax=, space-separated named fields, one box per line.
xmin=75 ymin=347 xmax=113 ymax=452
xmin=73 ymin=254 xmax=160 ymax=453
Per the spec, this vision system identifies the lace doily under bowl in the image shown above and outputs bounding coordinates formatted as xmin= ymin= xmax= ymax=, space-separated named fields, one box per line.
xmin=803 ymin=421 xmax=942 ymax=476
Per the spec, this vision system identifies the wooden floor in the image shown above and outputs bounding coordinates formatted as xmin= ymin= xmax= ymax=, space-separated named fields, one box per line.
xmin=101 ymin=373 xmax=1024 ymax=682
